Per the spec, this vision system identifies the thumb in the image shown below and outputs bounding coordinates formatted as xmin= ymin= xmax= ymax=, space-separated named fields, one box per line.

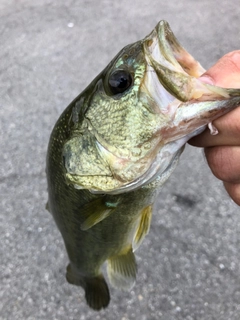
xmin=200 ymin=50 xmax=240 ymax=88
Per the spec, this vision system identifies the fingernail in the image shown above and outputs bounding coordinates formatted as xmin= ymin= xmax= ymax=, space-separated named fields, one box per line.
xmin=199 ymin=75 xmax=214 ymax=85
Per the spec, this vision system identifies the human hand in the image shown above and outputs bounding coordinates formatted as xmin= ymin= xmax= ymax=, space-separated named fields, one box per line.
xmin=189 ymin=51 xmax=240 ymax=206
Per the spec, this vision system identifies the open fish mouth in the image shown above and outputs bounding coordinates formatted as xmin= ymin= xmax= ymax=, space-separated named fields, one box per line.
xmin=142 ymin=20 xmax=236 ymax=118
xmin=64 ymin=21 xmax=240 ymax=195
xmin=143 ymin=20 xmax=206 ymax=104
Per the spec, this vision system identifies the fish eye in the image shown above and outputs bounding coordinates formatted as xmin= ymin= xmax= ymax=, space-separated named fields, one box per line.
xmin=107 ymin=70 xmax=133 ymax=95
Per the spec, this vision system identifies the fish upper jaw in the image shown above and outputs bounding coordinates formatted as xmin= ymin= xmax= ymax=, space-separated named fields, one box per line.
xmin=142 ymin=20 xmax=206 ymax=110
xmin=142 ymin=20 xmax=240 ymax=144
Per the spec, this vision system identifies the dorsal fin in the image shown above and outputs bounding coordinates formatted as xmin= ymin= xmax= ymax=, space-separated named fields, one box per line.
xmin=107 ymin=246 xmax=137 ymax=290
xmin=133 ymin=205 xmax=152 ymax=252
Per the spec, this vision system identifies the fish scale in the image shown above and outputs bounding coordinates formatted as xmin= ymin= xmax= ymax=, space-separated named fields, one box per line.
xmin=46 ymin=20 xmax=240 ymax=310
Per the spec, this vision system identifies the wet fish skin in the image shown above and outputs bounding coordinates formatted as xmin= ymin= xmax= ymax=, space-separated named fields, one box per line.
xmin=46 ymin=21 xmax=240 ymax=310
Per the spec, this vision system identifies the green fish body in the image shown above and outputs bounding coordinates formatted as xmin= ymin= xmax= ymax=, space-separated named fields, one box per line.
xmin=46 ymin=21 xmax=240 ymax=310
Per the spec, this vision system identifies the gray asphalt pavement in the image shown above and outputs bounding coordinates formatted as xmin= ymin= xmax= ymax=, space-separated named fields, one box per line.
xmin=1 ymin=1 xmax=240 ymax=319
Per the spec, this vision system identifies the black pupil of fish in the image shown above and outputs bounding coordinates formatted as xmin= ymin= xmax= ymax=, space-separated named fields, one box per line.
xmin=108 ymin=70 xmax=132 ymax=94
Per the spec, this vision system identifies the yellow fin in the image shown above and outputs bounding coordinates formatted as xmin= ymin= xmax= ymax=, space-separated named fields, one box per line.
xmin=107 ymin=246 xmax=137 ymax=290
xmin=80 ymin=197 xmax=117 ymax=231
xmin=133 ymin=205 xmax=152 ymax=252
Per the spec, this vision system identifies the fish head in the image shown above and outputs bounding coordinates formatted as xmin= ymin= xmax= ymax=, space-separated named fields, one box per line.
xmin=63 ymin=21 xmax=240 ymax=194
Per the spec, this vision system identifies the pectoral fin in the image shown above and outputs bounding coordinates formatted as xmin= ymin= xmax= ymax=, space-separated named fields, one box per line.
xmin=107 ymin=246 xmax=137 ymax=290
xmin=133 ymin=205 xmax=152 ymax=252
xmin=80 ymin=197 xmax=118 ymax=231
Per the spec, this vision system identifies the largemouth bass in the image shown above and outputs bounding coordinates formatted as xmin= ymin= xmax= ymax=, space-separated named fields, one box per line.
xmin=46 ymin=20 xmax=240 ymax=310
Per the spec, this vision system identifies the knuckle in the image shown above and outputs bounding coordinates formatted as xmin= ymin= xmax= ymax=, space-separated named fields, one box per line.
xmin=230 ymin=114 xmax=240 ymax=136
xmin=219 ymin=107 xmax=240 ymax=138
xmin=205 ymin=147 xmax=236 ymax=182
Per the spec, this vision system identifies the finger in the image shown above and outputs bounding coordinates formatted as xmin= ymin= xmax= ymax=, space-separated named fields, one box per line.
xmin=200 ymin=50 xmax=240 ymax=88
xmin=223 ymin=182 xmax=240 ymax=206
xmin=204 ymin=146 xmax=240 ymax=183
xmin=189 ymin=106 xmax=240 ymax=147
xmin=189 ymin=51 xmax=240 ymax=148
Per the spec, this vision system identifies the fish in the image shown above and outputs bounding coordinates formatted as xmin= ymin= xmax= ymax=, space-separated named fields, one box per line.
xmin=46 ymin=20 xmax=240 ymax=310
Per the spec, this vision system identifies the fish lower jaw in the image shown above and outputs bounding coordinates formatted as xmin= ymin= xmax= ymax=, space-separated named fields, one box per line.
xmin=66 ymin=126 xmax=207 ymax=195
xmin=89 ymin=148 xmax=185 ymax=195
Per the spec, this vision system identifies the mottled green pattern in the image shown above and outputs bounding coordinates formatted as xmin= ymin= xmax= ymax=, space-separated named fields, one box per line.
xmin=46 ymin=21 xmax=240 ymax=310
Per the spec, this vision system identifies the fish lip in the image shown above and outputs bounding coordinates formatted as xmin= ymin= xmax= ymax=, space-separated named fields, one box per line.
xmin=145 ymin=20 xmax=206 ymax=79
xmin=142 ymin=20 xmax=207 ymax=108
